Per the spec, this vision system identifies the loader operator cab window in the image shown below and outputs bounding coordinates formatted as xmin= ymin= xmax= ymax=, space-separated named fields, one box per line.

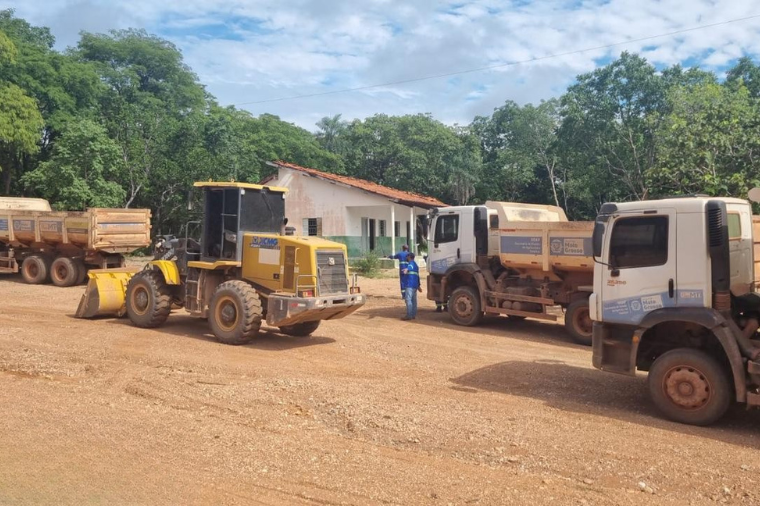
xmin=434 ymin=214 xmax=459 ymax=245
xmin=608 ymin=215 xmax=668 ymax=269
xmin=202 ymin=186 xmax=287 ymax=262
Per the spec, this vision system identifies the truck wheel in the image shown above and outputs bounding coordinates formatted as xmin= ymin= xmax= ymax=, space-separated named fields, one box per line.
xmin=648 ymin=348 xmax=730 ymax=426
xmin=565 ymin=299 xmax=592 ymax=346
xmin=74 ymin=259 xmax=88 ymax=285
xmin=126 ymin=270 xmax=172 ymax=328
xmin=279 ymin=321 xmax=320 ymax=337
xmin=21 ymin=255 xmax=51 ymax=284
xmin=50 ymin=257 xmax=79 ymax=287
xmin=449 ymin=286 xmax=483 ymax=326
xmin=209 ymin=280 xmax=262 ymax=345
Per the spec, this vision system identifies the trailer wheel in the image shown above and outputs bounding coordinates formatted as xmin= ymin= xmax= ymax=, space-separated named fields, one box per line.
xmin=74 ymin=259 xmax=88 ymax=285
xmin=209 ymin=280 xmax=262 ymax=345
xmin=50 ymin=257 xmax=79 ymax=287
xmin=126 ymin=270 xmax=172 ymax=328
xmin=648 ymin=348 xmax=730 ymax=426
xmin=565 ymin=299 xmax=592 ymax=346
xmin=21 ymin=255 xmax=51 ymax=284
xmin=449 ymin=286 xmax=483 ymax=326
xmin=279 ymin=321 xmax=321 ymax=337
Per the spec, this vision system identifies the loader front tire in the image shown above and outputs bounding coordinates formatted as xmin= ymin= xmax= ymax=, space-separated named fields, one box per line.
xmin=209 ymin=280 xmax=262 ymax=345
xmin=126 ymin=270 xmax=172 ymax=328
xmin=279 ymin=321 xmax=320 ymax=337
xmin=21 ymin=255 xmax=51 ymax=284
xmin=50 ymin=257 xmax=79 ymax=287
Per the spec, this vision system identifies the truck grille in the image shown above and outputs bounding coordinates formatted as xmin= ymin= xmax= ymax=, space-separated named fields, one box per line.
xmin=316 ymin=250 xmax=348 ymax=295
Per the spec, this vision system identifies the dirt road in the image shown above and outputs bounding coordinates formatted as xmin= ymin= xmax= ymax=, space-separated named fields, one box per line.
xmin=1 ymin=273 xmax=759 ymax=505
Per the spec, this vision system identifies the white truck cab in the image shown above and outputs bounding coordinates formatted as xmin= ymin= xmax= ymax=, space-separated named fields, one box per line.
xmin=591 ymin=196 xmax=760 ymax=425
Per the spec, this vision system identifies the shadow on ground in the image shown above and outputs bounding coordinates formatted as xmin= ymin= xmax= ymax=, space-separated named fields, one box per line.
xmin=85 ymin=314 xmax=336 ymax=351
xmin=359 ymin=303 xmax=582 ymax=350
xmin=452 ymin=358 xmax=760 ymax=448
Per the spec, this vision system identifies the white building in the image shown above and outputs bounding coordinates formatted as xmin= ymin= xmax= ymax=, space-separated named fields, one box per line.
xmin=261 ymin=161 xmax=446 ymax=258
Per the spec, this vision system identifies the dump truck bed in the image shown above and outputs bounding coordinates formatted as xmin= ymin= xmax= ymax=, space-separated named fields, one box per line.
xmin=494 ymin=221 xmax=594 ymax=275
xmin=0 ymin=208 xmax=151 ymax=253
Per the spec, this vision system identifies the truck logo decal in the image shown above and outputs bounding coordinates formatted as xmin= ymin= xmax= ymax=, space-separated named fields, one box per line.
xmin=550 ymin=237 xmax=592 ymax=256
xmin=250 ymin=236 xmax=280 ymax=250
xmin=0 ymin=219 xmax=7 ymax=231
xmin=12 ymin=219 xmax=34 ymax=232
xmin=430 ymin=256 xmax=457 ymax=274
xmin=501 ymin=236 xmax=543 ymax=255
xmin=39 ymin=221 xmax=62 ymax=233
xmin=602 ymin=290 xmax=704 ymax=324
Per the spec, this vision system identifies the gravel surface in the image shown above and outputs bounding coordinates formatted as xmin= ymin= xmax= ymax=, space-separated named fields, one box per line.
xmin=1 ymin=271 xmax=760 ymax=505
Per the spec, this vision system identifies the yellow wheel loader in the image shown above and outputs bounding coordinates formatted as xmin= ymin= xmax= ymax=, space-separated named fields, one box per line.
xmin=75 ymin=182 xmax=365 ymax=345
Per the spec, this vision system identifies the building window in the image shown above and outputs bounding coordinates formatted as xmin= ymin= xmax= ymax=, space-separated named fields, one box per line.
xmin=303 ymin=217 xmax=322 ymax=236
xmin=609 ymin=216 xmax=668 ymax=269
xmin=379 ymin=220 xmax=387 ymax=237
xmin=394 ymin=221 xmax=401 ymax=237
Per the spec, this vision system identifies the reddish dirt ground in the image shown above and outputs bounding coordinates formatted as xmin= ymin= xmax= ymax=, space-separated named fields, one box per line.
xmin=1 ymin=271 xmax=760 ymax=505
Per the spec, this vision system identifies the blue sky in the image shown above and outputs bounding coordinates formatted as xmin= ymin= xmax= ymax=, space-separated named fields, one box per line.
xmin=4 ymin=0 xmax=760 ymax=130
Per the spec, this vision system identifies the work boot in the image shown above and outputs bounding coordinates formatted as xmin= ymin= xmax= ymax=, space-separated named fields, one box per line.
xmin=435 ymin=306 xmax=443 ymax=313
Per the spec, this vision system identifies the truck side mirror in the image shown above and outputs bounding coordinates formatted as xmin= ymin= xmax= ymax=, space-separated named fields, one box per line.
xmin=592 ymin=221 xmax=605 ymax=258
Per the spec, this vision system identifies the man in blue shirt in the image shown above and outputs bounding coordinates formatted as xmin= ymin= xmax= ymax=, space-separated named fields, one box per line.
xmin=401 ymin=252 xmax=422 ymax=320
xmin=388 ymin=244 xmax=409 ymax=297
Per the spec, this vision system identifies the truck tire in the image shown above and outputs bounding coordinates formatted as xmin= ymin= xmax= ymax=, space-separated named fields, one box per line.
xmin=449 ymin=286 xmax=483 ymax=326
xmin=21 ymin=255 xmax=51 ymax=284
xmin=74 ymin=259 xmax=88 ymax=285
xmin=565 ymin=299 xmax=592 ymax=346
xmin=126 ymin=270 xmax=172 ymax=328
xmin=208 ymin=280 xmax=262 ymax=345
xmin=50 ymin=257 xmax=79 ymax=287
xmin=648 ymin=348 xmax=731 ymax=426
xmin=279 ymin=321 xmax=320 ymax=337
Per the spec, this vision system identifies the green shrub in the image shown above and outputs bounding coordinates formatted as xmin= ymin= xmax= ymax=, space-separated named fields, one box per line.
xmin=353 ymin=251 xmax=381 ymax=277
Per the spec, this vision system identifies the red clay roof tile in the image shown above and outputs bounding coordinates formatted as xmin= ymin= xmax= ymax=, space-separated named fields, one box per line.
xmin=267 ymin=161 xmax=447 ymax=208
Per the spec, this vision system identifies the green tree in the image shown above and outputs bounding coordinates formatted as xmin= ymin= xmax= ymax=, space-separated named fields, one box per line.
xmin=726 ymin=57 xmax=760 ymax=98
xmin=21 ymin=119 xmax=125 ymax=209
xmin=316 ymin=114 xmax=348 ymax=155
xmin=651 ymin=82 xmax=760 ymax=197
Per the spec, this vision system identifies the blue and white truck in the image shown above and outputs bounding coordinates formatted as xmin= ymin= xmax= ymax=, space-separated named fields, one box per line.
xmin=426 ymin=201 xmax=594 ymax=344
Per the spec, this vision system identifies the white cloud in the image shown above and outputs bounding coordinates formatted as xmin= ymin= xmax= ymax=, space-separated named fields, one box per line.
xmin=4 ymin=0 xmax=760 ymax=130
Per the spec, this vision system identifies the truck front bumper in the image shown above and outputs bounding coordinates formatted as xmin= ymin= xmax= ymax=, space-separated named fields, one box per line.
xmin=266 ymin=292 xmax=366 ymax=327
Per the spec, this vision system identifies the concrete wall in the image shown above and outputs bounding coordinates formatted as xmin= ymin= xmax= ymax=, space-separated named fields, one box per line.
xmin=268 ymin=167 xmax=429 ymax=257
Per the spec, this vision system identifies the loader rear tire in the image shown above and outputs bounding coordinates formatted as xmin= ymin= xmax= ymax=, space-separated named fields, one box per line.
xmin=279 ymin=321 xmax=320 ymax=337
xmin=565 ymin=298 xmax=592 ymax=346
xmin=209 ymin=280 xmax=262 ymax=345
xmin=21 ymin=255 xmax=51 ymax=284
xmin=126 ymin=270 xmax=172 ymax=328
xmin=50 ymin=257 xmax=79 ymax=287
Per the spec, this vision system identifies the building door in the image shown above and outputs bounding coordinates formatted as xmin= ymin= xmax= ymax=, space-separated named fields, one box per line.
xmin=369 ymin=219 xmax=376 ymax=251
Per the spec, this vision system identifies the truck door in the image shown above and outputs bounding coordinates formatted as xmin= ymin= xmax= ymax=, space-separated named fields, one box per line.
xmin=600 ymin=209 xmax=677 ymax=326
xmin=429 ymin=209 xmax=473 ymax=275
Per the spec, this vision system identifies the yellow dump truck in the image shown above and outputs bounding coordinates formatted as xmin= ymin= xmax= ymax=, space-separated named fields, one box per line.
xmin=0 ymin=198 xmax=151 ymax=286
xmin=427 ymin=202 xmax=594 ymax=344
xmin=76 ymin=182 xmax=365 ymax=344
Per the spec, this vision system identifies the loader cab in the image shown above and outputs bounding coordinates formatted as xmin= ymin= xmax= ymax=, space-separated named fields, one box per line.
xmin=195 ymin=182 xmax=288 ymax=263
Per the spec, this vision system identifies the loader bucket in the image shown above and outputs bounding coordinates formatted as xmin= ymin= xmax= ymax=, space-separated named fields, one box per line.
xmin=75 ymin=268 xmax=141 ymax=318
